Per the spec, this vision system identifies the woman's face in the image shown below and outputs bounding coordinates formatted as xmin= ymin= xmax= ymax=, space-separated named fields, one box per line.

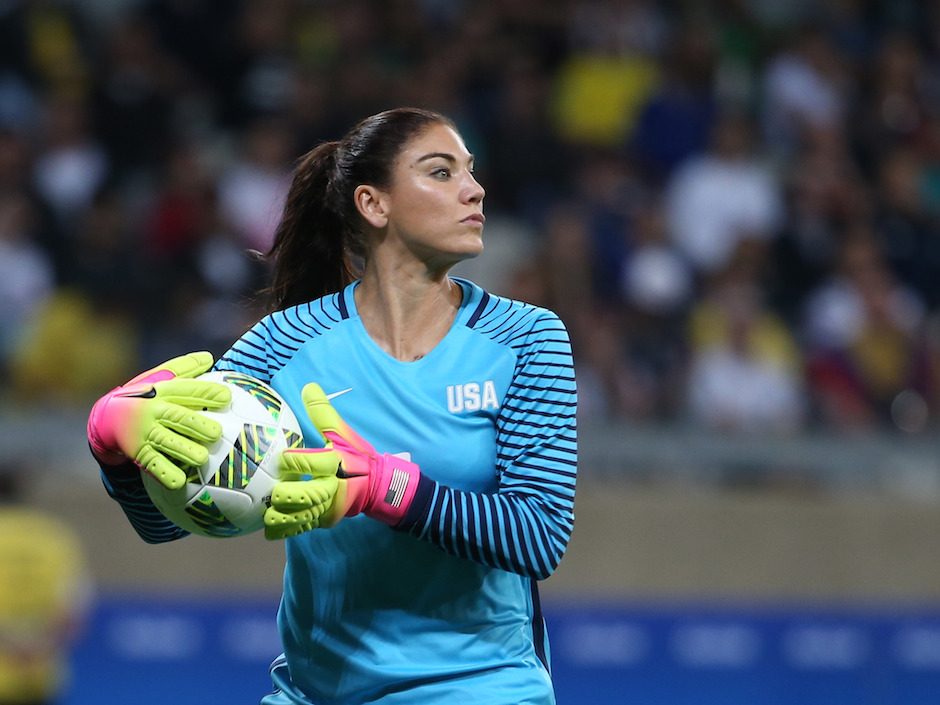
xmin=374 ymin=122 xmax=486 ymax=270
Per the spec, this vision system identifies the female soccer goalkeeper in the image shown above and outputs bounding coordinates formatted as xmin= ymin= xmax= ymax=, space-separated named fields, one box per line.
xmin=87 ymin=107 xmax=578 ymax=705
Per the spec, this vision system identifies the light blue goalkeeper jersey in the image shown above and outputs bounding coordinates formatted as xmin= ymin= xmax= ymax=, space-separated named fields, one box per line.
xmin=101 ymin=278 xmax=577 ymax=705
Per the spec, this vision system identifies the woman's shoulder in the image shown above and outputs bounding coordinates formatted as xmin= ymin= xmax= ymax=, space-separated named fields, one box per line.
xmin=259 ymin=289 xmax=351 ymax=333
xmin=457 ymin=278 xmax=569 ymax=342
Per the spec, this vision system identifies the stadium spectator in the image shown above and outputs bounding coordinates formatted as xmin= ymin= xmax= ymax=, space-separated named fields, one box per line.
xmin=0 ymin=192 xmax=55 ymax=375
xmin=761 ymin=24 xmax=848 ymax=160
xmin=214 ymin=0 xmax=299 ymax=129
xmin=89 ymin=13 xmax=175 ymax=182
xmin=802 ymin=225 xmax=932 ymax=431
xmin=769 ymin=123 xmax=868 ymax=323
xmin=850 ymin=30 xmax=927 ymax=175
xmin=483 ymin=55 xmax=573 ymax=217
xmin=32 ymin=93 xmax=110 ymax=236
xmin=619 ymin=198 xmax=694 ymax=420
xmin=0 ymin=463 xmax=91 ymax=705
xmin=685 ymin=264 xmax=807 ymax=435
xmin=872 ymin=146 xmax=940 ymax=307
xmin=629 ymin=20 xmax=719 ymax=182
xmin=664 ymin=108 xmax=785 ymax=276
xmin=141 ymin=0 xmax=239 ymax=92
xmin=568 ymin=148 xmax=646 ymax=304
xmin=216 ymin=116 xmax=293 ymax=253
xmin=0 ymin=130 xmax=63 ymax=282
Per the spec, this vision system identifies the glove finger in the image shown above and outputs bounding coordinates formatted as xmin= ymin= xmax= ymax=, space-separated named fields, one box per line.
xmin=263 ymin=506 xmax=317 ymax=540
xmin=135 ymin=447 xmax=188 ymax=489
xmin=269 ymin=478 xmax=338 ymax=513
xmin=159 ymin=404 xmax=224 ymax=443
xmin=265 ymin=504 xmax=315 ymax=524
xmin=156 ymin=379 xmax=232 ymax=410
xmin=127 ymin=352 xmax=214 ymax=386
xmin=146 ymin=425 xmax=211 ymax=468
xmin=278 ymin=448 xmax=340 ymax=480
xmin=264 ymin=520 xmax=313 ymax=541
xmin=298 ymin=383 xmax=335 ymax=447
xmin=301 ymin=383 xmax=373 ymax=454
xmin=264 ymin=525 xmax=292 ymax=540
xmin=270 ymin=482 xmax=314 ymax=511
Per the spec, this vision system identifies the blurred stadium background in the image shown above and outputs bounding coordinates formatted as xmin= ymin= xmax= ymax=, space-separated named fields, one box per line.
xmin=5 ymin=0 xmax=940 ymax=702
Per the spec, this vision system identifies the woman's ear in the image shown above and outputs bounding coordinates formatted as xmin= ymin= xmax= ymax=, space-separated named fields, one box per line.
xmin=353 ymin=185 xmax=389 ymax=229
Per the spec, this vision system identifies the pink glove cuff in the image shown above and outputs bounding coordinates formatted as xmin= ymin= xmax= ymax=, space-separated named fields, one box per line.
xmin=87 ymin=389 xmax=126 ymax=465
xmin=365 ymin=455 xmax=421 ymax=526
xmin=87 ymin=366 xmax=175 ymax=465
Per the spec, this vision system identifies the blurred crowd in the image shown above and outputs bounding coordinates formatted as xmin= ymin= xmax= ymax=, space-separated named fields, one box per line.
xmin=2 ymin=0 xmax=940 ymax=437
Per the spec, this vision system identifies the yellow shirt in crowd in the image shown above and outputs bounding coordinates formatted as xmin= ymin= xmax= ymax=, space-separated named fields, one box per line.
xmin=0 ymin=506 xmax=90 ymax=703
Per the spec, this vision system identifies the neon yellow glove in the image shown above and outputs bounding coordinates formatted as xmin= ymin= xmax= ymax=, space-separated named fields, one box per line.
xmin=263 ymin=444 xmax=339 ymax=540
xmin=87 ymin=352 xmax=231 ymax=489
xmin=263 ymin=383 xmax=421 ymax=540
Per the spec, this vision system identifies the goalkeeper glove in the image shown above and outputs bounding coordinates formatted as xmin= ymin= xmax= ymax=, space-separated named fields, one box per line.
xmin=87 ymin=351 xmax=231 ymax=490
xmin=263 ymin=382 xmax=422 ymax=539
xmin=263 ymin=442 xmax=339 ymax=540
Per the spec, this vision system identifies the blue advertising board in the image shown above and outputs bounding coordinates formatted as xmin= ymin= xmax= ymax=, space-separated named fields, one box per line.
xmin=64 ymin=597 xmax=940 ymax=704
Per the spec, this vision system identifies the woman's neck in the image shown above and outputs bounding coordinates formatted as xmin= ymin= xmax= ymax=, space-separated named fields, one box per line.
xmin=355 ymin=266 xmax=462 ymax=362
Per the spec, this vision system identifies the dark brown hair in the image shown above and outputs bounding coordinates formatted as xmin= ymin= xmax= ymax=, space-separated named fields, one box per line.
xmin=263 ymin=107 xmax=456 ymax=311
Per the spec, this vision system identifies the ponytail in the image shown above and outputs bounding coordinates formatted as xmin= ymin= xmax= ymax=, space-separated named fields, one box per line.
xmin=263 ymin=141 xmax=362 ymax=312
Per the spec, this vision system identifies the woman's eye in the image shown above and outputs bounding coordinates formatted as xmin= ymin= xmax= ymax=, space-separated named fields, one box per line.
xmin=432 ymin=167 xmax=451 ymax=179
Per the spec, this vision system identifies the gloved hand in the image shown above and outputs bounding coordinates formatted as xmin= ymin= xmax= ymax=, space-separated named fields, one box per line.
xmin=263 ymin=443 xmax=339 ymax=540
xmin=263 ymin=382 xmax=422 ymax=539
xmin=87 ymin=352 xmax=231 ymax=490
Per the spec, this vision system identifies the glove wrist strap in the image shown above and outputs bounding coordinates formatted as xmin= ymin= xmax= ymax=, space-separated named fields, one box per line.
xmin=364 ymin=455 xmax=421 ymax=526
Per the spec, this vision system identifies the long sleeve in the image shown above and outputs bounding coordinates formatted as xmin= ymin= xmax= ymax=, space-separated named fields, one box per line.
xmin=97 ymin=456 xmax=189 ymax=544
xmin=396 ymin=310 xmax=577 ymax=580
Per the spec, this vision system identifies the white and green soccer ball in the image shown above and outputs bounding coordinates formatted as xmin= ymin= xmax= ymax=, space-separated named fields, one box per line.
xmin=141 ymin=370 xmax=303 ymax=538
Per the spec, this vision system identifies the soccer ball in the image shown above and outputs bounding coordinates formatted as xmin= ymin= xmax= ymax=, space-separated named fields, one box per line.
xmin=141 ymin=371 xmax=304 ymax=538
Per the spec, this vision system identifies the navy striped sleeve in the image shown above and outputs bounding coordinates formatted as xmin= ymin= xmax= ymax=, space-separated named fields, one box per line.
xmin=216 ymin=294 xmax=345 ymax=380
xmin=399 ymin=305 xmax=578 ymax=580
xmin=98 ymin=458 xmax=189 ymax=544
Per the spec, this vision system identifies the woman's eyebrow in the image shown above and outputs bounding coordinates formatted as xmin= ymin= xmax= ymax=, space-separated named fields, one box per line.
xmin=414 ymin=151 xmax=475 ymax=166
xmin=416 ymin=151 xmax=455 ymax=163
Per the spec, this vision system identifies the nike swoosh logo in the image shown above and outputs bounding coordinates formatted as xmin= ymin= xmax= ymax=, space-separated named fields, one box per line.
xmin=336 ymin=467 xmax=368 ymax=479
xmin=326 ymin=388 xmax=353 ymax=400
xmin=117 ymin=387 xmax=157 ymax=399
